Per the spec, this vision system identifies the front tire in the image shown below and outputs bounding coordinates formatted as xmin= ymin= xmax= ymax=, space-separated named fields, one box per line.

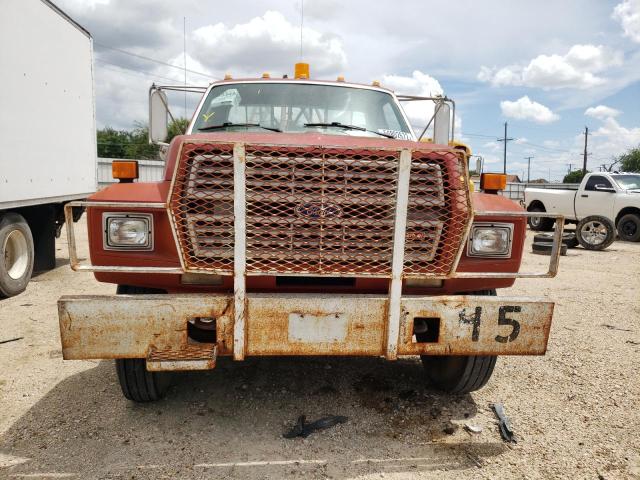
xmin=115 ymin=285 xmax=170 ymax=402
xmin=617 ymin=213 xmax=640 ymax=242
xmin=419 ymin=289 xmax=497 ymax=394
xmin=0 ymin=213 xmax=34 ymax=298
xmin=116 ymin=358 xmax=169 ymax=403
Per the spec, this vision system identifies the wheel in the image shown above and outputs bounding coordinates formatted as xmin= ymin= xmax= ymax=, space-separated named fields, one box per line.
xmin=533 ymin=232 xmax=578 ymax=249
xmin=0 ymin=213 xmax=35 ymax=298
xmin=531 ymin=242 xmax=569 ymax=256
xmin=617 ymin=214 xmax=640 ymax=242
xmin=115 ymin=285 xmax=170 ymax=402
xmin=527 ymin=206 xmax=554 ymax=231
xmin=419 ymin=289 xmax=497 ymax=394
xmin=576 ymin=216 xmax=615 ymax=251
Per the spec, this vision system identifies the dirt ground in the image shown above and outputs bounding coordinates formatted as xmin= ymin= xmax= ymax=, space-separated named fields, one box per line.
xmin=1 ymin=220 xmax=639 ymax=480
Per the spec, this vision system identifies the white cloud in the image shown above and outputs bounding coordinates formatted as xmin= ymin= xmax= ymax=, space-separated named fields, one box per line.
xmin=191 ymin=11 xmax=347 ymax=76
xmin=500 ymin=96 xmax=560 ymax=124
xmin=381 ymin=70 xmax=444 ymax=132
xmin=584 ymin=105 xmax=621 ymax=120
xmin=613 ymin=0 xmax=640 ymax=42
xmin=478 ymin=44 xmax=623 ymax=90
xmin=514 ymin=137 xmax=528 ymax=145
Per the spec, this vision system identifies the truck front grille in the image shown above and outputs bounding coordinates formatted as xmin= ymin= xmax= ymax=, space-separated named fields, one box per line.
xmin=169 ymin=140 xmax=470 ymax=277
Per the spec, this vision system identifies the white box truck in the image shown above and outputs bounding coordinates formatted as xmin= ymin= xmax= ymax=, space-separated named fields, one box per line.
xmin=0 ymin=0 xmax=96 ymax=297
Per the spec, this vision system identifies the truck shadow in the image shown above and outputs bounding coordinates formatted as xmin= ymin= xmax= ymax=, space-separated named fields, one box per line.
xmin=0 ymin=357 xmax=507 ymax=478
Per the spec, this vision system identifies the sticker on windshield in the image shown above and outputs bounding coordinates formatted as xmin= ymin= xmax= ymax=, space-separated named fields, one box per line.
xmin=209 ymin=89 xmax=241 ymax=107
xmin=378 ymin=129 xmax=413 ymax=140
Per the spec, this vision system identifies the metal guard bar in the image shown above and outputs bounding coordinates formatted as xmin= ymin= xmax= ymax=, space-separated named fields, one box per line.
xmin=63 ymin=202 xmax=565 ymax=279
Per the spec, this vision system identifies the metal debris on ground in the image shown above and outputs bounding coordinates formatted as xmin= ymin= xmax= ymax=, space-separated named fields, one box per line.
xmin=464 ymin=423 xmax=483 ymax=434
xmin=283 ymin=415 xmax=348 ymax=438
xmin=601 ymin=324 xmax=633 ymax=332
xmin=0 ymin=337 xmax=24 ymax=345
xmin=492 ymin=403 xmax=517 ymax=443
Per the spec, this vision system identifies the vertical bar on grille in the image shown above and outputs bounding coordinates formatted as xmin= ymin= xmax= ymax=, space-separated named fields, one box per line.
xmin=385 ymin=149 xmax=412 ymax=360
xmin=233 ymin=143 xmax=247 ymax=361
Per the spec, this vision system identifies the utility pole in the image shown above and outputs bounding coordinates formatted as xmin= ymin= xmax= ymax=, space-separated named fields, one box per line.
xmin=497 ymin=122 xmax=514 ymax=174
xmin=567 ymin=163 xmax=573 ymax=174
xmin=524 ymin=156 xmax=534 ymax=183
xmin=582 ymin=126 xmax=589 ymax=175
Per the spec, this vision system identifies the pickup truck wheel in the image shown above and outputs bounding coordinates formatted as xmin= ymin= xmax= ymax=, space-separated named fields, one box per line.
xmin=527 ymin=207 xmax=554 ymax=232
xmin=617 ymin=214 xmax=640 ymax=242
xmin=115 ymin=285 xmax=170 ymax=402
xmin=419 ymin=289 xmax=497 ymax=394
xmin=0 ymin=213 xmax=35 ymax=298
xmin=576 ymin=216 xmax=615 ymax=251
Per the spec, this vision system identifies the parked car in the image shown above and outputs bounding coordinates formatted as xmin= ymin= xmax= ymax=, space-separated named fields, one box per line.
xmin=525 ymin=172 xmax=640 ymax=241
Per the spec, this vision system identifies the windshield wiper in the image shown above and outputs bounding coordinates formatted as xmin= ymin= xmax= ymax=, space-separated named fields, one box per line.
xmin=304 ymin=122 xmax=395 ymax=139
xmin=198 ymin=122 xmax=282 ymax=132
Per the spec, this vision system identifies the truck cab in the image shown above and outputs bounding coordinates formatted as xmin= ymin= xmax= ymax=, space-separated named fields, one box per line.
xmin=58 ymin=65 xmax=562 ymax=402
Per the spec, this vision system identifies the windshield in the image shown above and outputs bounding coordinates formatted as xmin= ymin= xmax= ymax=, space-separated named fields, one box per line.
xmin=612 ymin=174 xmax=640 ymax=190
xmin=191 ymin=82 xmax=413 ymax=139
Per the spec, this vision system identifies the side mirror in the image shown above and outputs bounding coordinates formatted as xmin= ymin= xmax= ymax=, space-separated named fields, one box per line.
xmin=595 ymin=184 xmax=615 ymax=193
xmin=149 ymin=87 xmax=169 ymax=144
xmin=432 ymin=101 xmax=451 ymax=145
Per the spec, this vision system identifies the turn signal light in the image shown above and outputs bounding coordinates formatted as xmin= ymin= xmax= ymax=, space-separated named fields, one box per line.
xmin=480 ymin=173 xmax=507 ymax=192
xmin=112 ymin=160 xmax=139 ymax=183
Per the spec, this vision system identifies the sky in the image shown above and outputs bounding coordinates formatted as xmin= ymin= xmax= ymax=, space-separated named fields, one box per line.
xmin=57 ymin=0 xmax=640 ymax=181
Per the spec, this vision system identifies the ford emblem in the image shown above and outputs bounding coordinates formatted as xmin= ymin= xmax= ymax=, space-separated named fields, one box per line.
xmin=295 ymin=201 xmax=343 ymax=219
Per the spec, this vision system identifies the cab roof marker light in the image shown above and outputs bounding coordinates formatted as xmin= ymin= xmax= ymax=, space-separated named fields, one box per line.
xmin=294 ymin=62 xmax=310 ymax=79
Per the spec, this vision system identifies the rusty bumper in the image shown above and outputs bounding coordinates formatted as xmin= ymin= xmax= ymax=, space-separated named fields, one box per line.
xmin=58 ymin=294 xmax=553 ymax=369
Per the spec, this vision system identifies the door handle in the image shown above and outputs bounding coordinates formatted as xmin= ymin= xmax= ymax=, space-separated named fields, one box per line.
xmin=581 ymin=194 xmax=588 ymax=198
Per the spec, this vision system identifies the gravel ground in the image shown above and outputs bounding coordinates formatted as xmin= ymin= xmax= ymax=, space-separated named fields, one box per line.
xmin=0 ymin=221 xmax=639 ymax=479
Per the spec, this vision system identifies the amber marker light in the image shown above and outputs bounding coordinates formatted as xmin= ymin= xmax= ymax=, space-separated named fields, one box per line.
xmin=112 ymin=160 xmax=139 ymax=183
xmin=480 ymin=173 xmax=507 ymax=193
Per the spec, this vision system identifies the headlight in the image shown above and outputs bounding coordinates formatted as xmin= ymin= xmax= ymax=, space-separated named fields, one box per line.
xmin=103 ymin=213 xmax=153 ymax=250
xmin=467 ymin=223 xmax=513 ymax=258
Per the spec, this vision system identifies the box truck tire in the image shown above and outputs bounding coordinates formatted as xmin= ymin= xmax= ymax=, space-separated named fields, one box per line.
xmin=0 ymin=213 xmax=34 ymax=298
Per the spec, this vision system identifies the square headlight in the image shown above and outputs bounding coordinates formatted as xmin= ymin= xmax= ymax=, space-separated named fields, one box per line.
xmin=103 ymin=213 xmax=153 ymax=250
xmin=467 ymin=223 xmax=513 ymax=258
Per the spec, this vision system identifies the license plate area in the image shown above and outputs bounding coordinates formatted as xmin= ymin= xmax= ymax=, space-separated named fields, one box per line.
xmin=398 ymin=296 xmax=554 ymax=356
xmin=288 ymin=313 xmax=348 ymax=343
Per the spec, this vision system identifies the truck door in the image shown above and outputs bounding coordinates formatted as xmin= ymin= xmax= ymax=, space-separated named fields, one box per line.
xmin=574 ymin=175 xmax=616 ymax=219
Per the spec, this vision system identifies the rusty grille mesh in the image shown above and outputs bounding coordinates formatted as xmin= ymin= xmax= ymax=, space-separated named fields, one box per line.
xmin=169 ymin=141 xmax=470 ymax=277
xmin=403 ymin=151 xmax=470 ymax=275
xmin=169 ymin=142 xmax=235 ymax=273
xmin=244 ymin=145 xmax=399 ymax=275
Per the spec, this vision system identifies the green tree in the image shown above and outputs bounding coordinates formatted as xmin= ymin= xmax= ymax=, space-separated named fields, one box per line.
xmin=167 ymin=118 xmax=190 ymax=142
xmin=618 ymin=147 xmax=640 ymax=172
xmin=563 ymin=169 xmax=589 ymax=183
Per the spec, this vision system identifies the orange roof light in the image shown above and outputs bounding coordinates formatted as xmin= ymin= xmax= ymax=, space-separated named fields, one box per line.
xmin=294 ymin=62 xmax=310 ymax=79
xmin=480 ymin=173 xmax=507 ymax=192
xmin=336 ymin=75 xmax=345 ymax=82
xmin=262 ymin=72 xmax=271 ymax=78
xmin=112 ymin=160 xmax=139 ymax=183
xmin=224 ymin=73 xmax=233 ymax=80
xmin=372 ymin=80 xmax=381 ymax=87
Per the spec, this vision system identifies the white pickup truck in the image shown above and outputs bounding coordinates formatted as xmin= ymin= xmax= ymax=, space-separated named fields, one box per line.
xmin=525 ymin=172 xmax=640 ymax=242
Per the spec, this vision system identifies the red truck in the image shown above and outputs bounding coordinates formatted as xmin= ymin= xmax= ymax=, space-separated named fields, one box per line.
xmin=58 ymin=65 xmax=563 ymax=402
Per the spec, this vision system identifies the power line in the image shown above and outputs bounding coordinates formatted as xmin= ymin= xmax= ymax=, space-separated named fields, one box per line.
xmin=95 ymin=58 xmax=180 ymax=83
xmin=94 ymin=41 xmax=213 ymax=79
